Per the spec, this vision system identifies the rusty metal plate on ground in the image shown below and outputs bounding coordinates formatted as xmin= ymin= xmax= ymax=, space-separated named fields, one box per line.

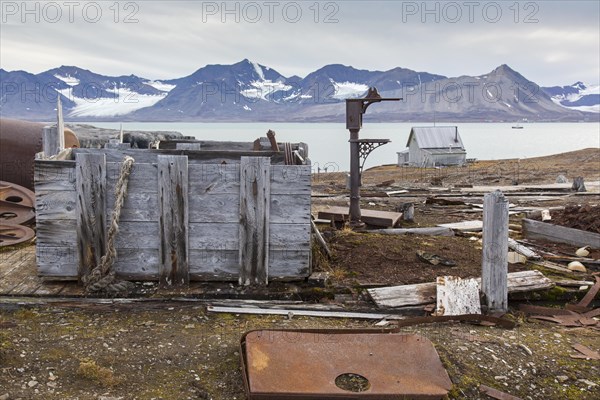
xmin=241 ymin=330 xmax=452 ymax=399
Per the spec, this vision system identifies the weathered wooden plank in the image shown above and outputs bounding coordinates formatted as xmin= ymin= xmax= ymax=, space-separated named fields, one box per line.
xmin=269 ymin=249 xmax=311 ymax=279
xmin=73 ymin=148 xmax=283 ymax=164
xmin=34 ymin=160 xmax=76 ymax=191
xmin=269 ymin=223 xmax=311 ymax=250
xmin=189 ymin=249 xmax=239 ymax=281
xmin=438 ymin=220 xmax=483 ymax=231
xmin=436 ymin=276 xmax=481 ymax=316
xmin=270 ymin=194 xmax=311 ymax=224
xmin=368 ymin=270 xmax=553 ymax=308
xmin=35 ymin=190 xmax=77 ymax=220
xmin=189 ymin=164 xmax=240 ymax=194
xmin=189 ymin=193 xmax=240 ymax=223
xmin=76 ymin=153 xmax=107 ymax=281
xmin=239 ymin=157 xmax=271 ymax=285
xmin=36 ymin=246 xmax=78 ymax=277
xmin=189 ymin=223 xmax=239 ymax=250
xmin=106 ymin=192 xmax=159 ymax=222
xmin=270 ymin=165 xmax=311 ymax=195
xmin=36 ymin=220 xmax=77 ymax=246
xmin=317 ymin=206 xmax=402 ymax=228
xmin=482 ymin=190 xmax=509 ymax=312
xmin=32 ymin=281 xmax=67 ymax=296
xmin=158 ymin=155 xmax=189 ymax=286
xmin=522 ymin=219 xmax=600 ymax=249
xmin=369 ymin=227 xmax=455 ymax=236
xmin=113 ymin=221 xmax=160 ymax=248
xmin=107 ymin=162 xmax=158 ymax=194
xmin=207 ymin=306 xmax=406 ymax=320
xmin=507 ymin=238 xmax=541 ymax=259
xmin=0 ymin=253 xmax=37 ymax=294
xmin=43 ymin=125 xmax=62 ymax=157
xmin=114 ymin=248 xmax=160 ymax=280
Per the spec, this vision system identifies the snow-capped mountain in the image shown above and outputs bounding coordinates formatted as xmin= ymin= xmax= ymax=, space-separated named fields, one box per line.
xmin=0 ymin=60 xmax=596 ymax=121
xmin=542 ymin=82 xmax=600 ymax=113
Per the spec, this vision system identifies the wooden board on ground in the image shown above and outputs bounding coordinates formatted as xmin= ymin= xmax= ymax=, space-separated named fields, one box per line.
xmin=317 ymin=206 xmax=402 ymax=228
xmin=438 ymin=220 xmax=483 ymax=232
xmin=522 ymin=219 xmax=600 ymax=249
xmin=368 ymin=270 xmax=553 ymax=308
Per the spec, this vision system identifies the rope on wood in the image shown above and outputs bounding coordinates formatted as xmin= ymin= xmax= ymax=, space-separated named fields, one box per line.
xmin=84 ymin=156 xmax=135 ymax=294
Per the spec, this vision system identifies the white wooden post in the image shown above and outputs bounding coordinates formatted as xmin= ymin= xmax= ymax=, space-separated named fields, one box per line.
xmin=482 ymin=190 xmax=509 ymax=312
xmin=42 ymin=126 xmax=61 ymax=157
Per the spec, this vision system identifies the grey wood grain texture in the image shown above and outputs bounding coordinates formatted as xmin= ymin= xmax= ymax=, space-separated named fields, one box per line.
xmin=107 ymin=162 xmax=158 ymax=194
xmin=36 ymin=220 xmax=77 ymax=246
xmin=270 ymin=195 xmax=311 ymax=224
xmin=43 ymin=126 xmax=61 ymax=157
xmin=35 ymin=190 xmax=77 ymax=221
xmin=75 ymin=153 xmax=107 ymax=282
xmin=73 ymin=148 xmax=283 ymax=164
xmin=481 ymin=190 xmax=509 ymax=312
xmin=239 ymin=157 xmax=271 ymax=285
xmin=158 ymin=155 xmax=189 ymax=286
xmin=522 ymin=219 xmax=600 ymax=249
xmin=270 ymin=165 xmax=311 ymax=195
xmin=36 ymin=246 xmax=78 ymax=277
xmin=34 ymin=160 xmax=76 ymax=191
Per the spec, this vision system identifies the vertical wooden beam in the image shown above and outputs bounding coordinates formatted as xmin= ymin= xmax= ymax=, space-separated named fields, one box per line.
xmin=239 ymin=157 xmax=271 ymax=285
xmin=76 ymin=153 xmax=107 ymax=282
xmin=482 ymin=190 xmax=509 ymax=312
xmin=158 ymin=155 xmax=189 ymax=286
xmin=43 ymin=126 xmax=62 ymax=157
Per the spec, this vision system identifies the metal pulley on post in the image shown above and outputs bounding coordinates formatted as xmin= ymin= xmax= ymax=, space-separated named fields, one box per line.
xmin=346 ymin=87 xmax=400 ymax=228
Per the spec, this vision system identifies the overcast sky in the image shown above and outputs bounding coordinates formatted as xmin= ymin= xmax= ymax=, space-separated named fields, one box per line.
xmin=1 ymin=0 xmax=598 ymax=86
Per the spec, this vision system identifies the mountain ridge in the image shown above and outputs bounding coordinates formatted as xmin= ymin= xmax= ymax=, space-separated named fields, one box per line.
xmin=0 ymin=60 xmax=597 ymax=122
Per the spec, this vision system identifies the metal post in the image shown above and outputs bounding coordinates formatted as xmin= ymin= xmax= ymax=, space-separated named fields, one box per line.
xmin=349 ymin=128 xmax=362 ymax=228
xmin=345 ymin=88 xmax=400 ymax=228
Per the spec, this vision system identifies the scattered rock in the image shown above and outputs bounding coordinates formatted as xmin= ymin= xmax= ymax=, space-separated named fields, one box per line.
xmin=556 ymin=375 xmax=569 ymax=383
xmin=568 ymin=261 xmax=587 ymax=272
xmin=0 ymin=393 xmax=10 ymax=400
xmin=27 ymin=380 xmax=37 ymax=388
xmin=556 ymin=175 xmax=568 ymax=183
xmin=578 ymin=379 xmax=598 ymax=388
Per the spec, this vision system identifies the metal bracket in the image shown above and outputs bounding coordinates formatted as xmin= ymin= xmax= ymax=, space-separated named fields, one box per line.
xmin=349 ymin=138 xmax=391 ymax=173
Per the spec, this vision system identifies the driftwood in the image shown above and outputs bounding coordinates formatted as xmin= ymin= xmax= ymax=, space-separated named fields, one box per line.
xmin=508 ymin=238 xmax=541 ymax=259
xmin=311 ymin=219 xmax=332 ymax=258
xmin=482 ymin=191 xmax=509 ymax=312
xmin=368 ymin=227 xmax=454 ymax=236
xmin=522 ymin=219 xmax=600 ymax=249
xmin=368 ymin=270 xmax=553 ymax=308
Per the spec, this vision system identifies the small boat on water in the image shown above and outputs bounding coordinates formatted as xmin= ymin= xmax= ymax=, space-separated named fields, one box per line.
xmin=512 ymin=123 xmax=524 ymax=129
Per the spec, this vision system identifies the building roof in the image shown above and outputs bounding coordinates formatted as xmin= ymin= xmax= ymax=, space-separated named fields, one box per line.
xmin=406 ymin=126 xmax=465 ymax=149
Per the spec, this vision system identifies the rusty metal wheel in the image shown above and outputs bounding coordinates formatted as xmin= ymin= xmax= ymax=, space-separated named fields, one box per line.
xmin=0 ymin=181 xmax=35 ymax=225
xmin=0 ymin=224 xmax=35 ymax=247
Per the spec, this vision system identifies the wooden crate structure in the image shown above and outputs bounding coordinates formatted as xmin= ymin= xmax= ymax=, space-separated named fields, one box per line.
xmin=34 ymin=147 xmax=311 ymax=284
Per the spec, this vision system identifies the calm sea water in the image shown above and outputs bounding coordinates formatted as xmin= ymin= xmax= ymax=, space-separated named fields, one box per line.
xmin=80 ymin=122 xmax=600 ymax=172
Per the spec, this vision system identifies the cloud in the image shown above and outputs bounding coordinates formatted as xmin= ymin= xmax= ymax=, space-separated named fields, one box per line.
xmin=0 ymin=1 xmax=598 ymax=86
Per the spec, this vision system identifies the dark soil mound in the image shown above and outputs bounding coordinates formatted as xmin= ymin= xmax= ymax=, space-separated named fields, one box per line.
xmin=552 ymin=204 xmax=600 ymax=234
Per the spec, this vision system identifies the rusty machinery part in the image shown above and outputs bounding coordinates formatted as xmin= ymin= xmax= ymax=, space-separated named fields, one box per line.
xmin=241 ymin=330 xmax=452 ymax=400
xmin=0 ymin=118 xmax=79 ymax=190
xmin=0 ymin=224 xmax=35 ymax=247
xmin=0 ymin=181 xmax=36 ymax=225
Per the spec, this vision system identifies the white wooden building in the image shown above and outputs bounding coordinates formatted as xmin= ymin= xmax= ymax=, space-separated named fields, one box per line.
xmin=397 ymin=126 xmax=467 ymax=167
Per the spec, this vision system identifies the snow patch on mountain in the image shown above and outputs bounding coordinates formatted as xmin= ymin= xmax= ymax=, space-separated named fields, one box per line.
xmin=330 ymin=80 xmax=369 ymax=100
xmin=249 ymin=60 xmax=265 ymax=81
xmin=57 ymin=87 xmax=166 ymax=117
xmin=240 ymin=80 xmax=292 ymax=101
xmin=54 ymin=74 xmax=80 ymax=86
xmin=145 ymin=80 xmax=176 ymax=92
